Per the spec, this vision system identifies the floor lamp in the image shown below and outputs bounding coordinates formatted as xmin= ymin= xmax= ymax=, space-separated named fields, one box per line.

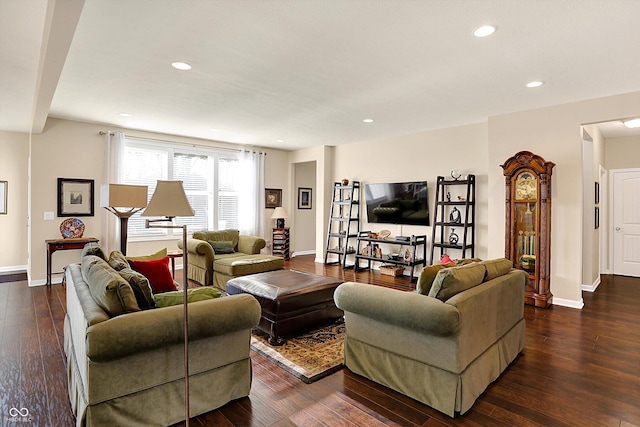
xmin=141 ymin=180 xmax=195 ymax=425
xmin=100 ymin=183 xmax=148 ymax=255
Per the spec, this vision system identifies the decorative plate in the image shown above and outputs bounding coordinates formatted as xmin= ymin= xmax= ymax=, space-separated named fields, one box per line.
xmin=60 ymin=217 xmax=85 ymax=239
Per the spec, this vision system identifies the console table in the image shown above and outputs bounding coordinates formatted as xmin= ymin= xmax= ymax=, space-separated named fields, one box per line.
xmin=46 ymin=237 xmax=99 ymax=286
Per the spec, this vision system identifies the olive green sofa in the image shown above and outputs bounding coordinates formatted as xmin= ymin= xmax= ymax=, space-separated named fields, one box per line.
xmin=177 ymin=229 xmax=284 ymax=289
xmin=334 ymin=259 xmax=527 ymax=417
xmin=63 ymin=246 xmax=261 ymax=426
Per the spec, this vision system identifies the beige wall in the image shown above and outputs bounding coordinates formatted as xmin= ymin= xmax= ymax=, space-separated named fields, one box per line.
xmin=293 ymin=161 xmax=316 ymax=254
xmin=332 ymin=123 xmax=490 ymax=270
xmin=5 ymin=91 xmax=640 ymax=304
xmin=22 ymin=118 xmax=289 ymax=285
xmin=289 ymin=145 xmax=334 ymax=261
xmin=487 ymin=91 xmax=640 ymax=307
xmin=605 ymin=135 xmax=640 ymax=170
xmin=0 ymin=131 xmax=29 ymax=271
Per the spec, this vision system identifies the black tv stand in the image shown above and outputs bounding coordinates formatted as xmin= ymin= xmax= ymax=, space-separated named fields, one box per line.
xmin=354 ymin=231 xmax=427 ymax=281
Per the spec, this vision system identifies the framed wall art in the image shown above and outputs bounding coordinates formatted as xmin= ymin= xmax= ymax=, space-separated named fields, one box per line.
xmin=0 ymin=181 xmax=7 ymax=215
xmin=298 ymin=187 xmax=312 ymax=209
xmin=265 ymin=188 xmax=282 ymax=209
xmin=58 ymin=178 xmax=95 ymax=217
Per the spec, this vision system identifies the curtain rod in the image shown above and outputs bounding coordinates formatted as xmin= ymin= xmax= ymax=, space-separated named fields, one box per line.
xmin=98 ymin=130 xmax=267 ymax=155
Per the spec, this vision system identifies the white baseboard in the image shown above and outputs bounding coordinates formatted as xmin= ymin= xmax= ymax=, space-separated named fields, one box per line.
xmin=292 ymin=250 xmax=315 ymax=257
xmin=553 ymin=297 xmax=584 ymax=309
xmin=581 ymin=276 xmax=601 ymax=293
xmin=0 ymin=265 xmax=27 ymax=274
xmin=29 ymin=278 xmax=50 ymax=287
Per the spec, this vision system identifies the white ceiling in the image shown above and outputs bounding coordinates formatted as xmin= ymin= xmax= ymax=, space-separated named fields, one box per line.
xmin=2 ymin=0 xmax=640 ymax=150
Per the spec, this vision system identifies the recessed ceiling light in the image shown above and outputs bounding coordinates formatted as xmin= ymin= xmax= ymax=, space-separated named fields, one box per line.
xmin=623 ymin=118 xmax=640 ymax=128
xmin=473 ymin=25 xmax=497 ymax=38
xmin=210 ymin=128 xmax=219 ymax=132
xmin=276 ymin=139 xmax=285 ymax=143
xmin=118 ymin=113 xmax=132 ymax=117
xmin=171 ymin=61 xmax=192 ymax=71
xmin=526 ymin=81 xmax=544 ymax=88
xmin=363 ymin=118 xmax=374 ymax=123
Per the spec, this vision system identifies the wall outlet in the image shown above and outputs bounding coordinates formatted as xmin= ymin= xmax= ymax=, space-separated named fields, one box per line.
xmin=44 ymin=211 xmax=55 ymax=220
xmin=266 ymin=240 xmax=272 ymax=249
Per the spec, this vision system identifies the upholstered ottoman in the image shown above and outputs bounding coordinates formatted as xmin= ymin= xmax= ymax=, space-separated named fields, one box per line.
xmin=213 ymin=254 xmax=284 ymax=289
xmin=226 ymin=269 xmax=343 ymax=345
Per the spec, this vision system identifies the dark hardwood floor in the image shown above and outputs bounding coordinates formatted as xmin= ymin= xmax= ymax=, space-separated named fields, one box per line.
xmin=1 ymin=256 xmax=639 ymax=426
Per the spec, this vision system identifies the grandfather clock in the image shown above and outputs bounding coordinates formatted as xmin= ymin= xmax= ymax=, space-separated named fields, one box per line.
xmin=501 ymin=151 xmax=555 ymax=308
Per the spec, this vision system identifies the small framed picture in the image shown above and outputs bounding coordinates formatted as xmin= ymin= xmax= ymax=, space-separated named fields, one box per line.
xmin=298 ymin=187 xmax=312 ymax=209
xmin=58 ymin=178 xmax=95 ymax=217
xmin=595 ymin=206 xmax=599 ymax=229
xmin=0 ymin=181 xmax=7 ymax=215
xmin=265 ymin=188 xmax=282 ymax=209
xmin=595 ymin=181 xmax=600 ymax=205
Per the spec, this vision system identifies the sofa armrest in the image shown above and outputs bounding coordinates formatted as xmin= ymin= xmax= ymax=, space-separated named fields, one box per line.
xmin=237 ymin=235 xmax=266 ymax=254
xmin=334 ymin=282 xmax=460 ymax=336
xmin=178 ymin=237 xmax=214 ymax=261
xmin=86 ymin=293 xmax=260 ymax=362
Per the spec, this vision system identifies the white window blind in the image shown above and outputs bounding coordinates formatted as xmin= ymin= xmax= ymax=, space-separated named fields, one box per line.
xmin=121 ymin=138 xmax=240 ymax=238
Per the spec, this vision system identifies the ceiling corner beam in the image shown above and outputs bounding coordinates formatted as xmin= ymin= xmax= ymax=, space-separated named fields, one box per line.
xmin=31 ymin=0 xmax=85 ymax=134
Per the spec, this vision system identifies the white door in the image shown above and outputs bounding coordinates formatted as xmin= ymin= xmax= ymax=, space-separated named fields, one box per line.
xmin=612 ymin=169 xmax=640 ymax=277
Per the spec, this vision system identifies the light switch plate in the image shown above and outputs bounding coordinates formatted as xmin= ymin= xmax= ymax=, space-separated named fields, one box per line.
xmin=44 ymin=211 xmax=54 ymax=220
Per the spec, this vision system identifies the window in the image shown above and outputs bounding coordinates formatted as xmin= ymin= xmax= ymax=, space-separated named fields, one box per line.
xmin=122 ymin=138 xmax=239 ymax=238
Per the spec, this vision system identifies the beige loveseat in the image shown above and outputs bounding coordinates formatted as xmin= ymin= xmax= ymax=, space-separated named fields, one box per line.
xmin=178 ymin=229 xmax=284 ymax=289
xmin=334 ymin=259 xmax=527 ymax=417
xmin=64 ymin=245 xmax=261 ymax=426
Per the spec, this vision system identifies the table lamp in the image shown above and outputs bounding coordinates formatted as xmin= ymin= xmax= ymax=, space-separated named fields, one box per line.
xmin=271 ymin=206 xmax=288 ymax=228
xmin=100 ymin=183 xmax=148 ymax=255
xmin=141 ymin=180 xmax=194 ymax=425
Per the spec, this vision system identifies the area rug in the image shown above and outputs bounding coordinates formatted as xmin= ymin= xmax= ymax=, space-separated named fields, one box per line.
xmin=250 ymin=321 xmax=345 ymax=383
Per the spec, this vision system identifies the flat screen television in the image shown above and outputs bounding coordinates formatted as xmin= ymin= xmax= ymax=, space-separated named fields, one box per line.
xmin=365 ymin=181 xmax=429 ymax=226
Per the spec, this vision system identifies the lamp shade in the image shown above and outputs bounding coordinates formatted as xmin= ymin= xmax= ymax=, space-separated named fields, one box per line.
xmin=141 ymin=180 xmax=195 ymax=217
xmin=271 ymin=206 xmax=289 ymax=219
xmin=100 ymin=183 xmax=148 ymax=208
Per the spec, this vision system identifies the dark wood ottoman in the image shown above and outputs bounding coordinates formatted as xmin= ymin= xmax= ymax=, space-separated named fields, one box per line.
xmin=226 ymin=269 xmax=343 ymax=345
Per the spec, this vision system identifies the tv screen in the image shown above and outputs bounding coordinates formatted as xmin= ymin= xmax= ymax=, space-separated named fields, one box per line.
xmin=365 ymin=181 xmax=429 ymax=226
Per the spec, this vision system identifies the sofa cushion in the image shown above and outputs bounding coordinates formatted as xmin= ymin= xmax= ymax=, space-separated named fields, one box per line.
xmin=117 ymin=267 xmax=156 ymax=309
xmin=81 ymin=255 xmax=141 ymax=316
xmin=480 ymin=258 xmax=513 ymax=281
xmin=81 ymin=242 xmax=107 ymax=260
xmin=125 ymin=248 xmax=167 ymax=261
xmin=416 ymin=264 xmax=449 ymax=295
xmin=428 ymin=262 xmax=487 ymax=301
xmin=153 ymin=287 xmax=222 ymax=307
xmin=108 ymin=250 xmax=130 ymax=271
xmin=128 ymin=257 xmax=178 ymax=294
xmin=213 ymin=255 xmax=284 ymax=276
xmin=208 ymin=240 xmax=235 ymax=254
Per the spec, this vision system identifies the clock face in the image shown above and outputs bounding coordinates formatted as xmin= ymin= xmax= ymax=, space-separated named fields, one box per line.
xmin=515 ymin=171 xmax=537 ymax=200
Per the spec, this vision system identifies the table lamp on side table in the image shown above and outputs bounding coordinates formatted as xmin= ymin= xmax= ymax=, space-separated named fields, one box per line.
xmin=271 ymin=206 xmax=289 ymax=228
xmin=100 ymin=184 xmax=148 ymax=255
xmin=141 ymin=180 xmax=195 ymax=425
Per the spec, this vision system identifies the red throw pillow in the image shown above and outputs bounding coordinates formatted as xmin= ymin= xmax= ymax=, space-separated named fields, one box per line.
xmin=128 ymin=256 xmax=178 ymax=294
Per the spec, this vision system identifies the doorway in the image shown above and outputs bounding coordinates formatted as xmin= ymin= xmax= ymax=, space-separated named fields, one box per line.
xmin=611 ymin=169 xmax=640 ymax=277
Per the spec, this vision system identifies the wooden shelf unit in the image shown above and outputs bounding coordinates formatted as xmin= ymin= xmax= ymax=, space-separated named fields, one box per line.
xmin=272 ymin=227 xmax=290 ymax=260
